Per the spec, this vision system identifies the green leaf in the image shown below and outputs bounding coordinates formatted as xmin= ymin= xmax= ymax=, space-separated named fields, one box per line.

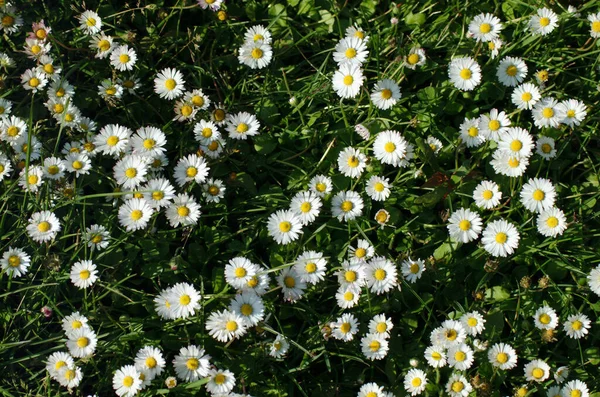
xmin=405 ymin=13 xmax=426 ymax=26
xmin=485 ymin=286 xmax=511 ymax=302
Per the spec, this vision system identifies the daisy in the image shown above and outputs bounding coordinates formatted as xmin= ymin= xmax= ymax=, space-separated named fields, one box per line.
xmin=309 ymin=174 xmax=333 ymax=197
xmin=14 ymin=134 xmax=42 ymax=161
xmin=368 ymin=314 xmax=394 ymax=339
xmin=588 ymin=265 xmax=600 ymax=296
xmin=225 ymin=257 xmax=260 ymax=289
xmin=70 ymin=260 xmax=98 ymax=289
xmin=173 ymin=154 xmax=209 ymax=187
xmin=1 ymin=115 xmax=26 ymax=143
xmin=404 ymin=369 xmax=427 ymax=396
xmin=277 ymin=268 xmax=307 ymax=302
xmin=446 ymin=374 xmax=472 ymax=397
xmin=194 ymin=119 xmax=221 ymax=144
xmin=173 ymin=345 xmax=211 ymax=382
xmin=487 ymin=343 xmax=518 ymax=370
xmin=119 ymin=77 xmax=141 ymax=94
xmin=365 ymin=175 xmax=392 ymax=201
xmin=557 ymin=99 xmax=587 ymax=127
xmin=173 ymin=98 xmax=197 ymax=122
xmin=18 ymin=166 xmax=44 ymax=192
xmin=141 ymin=178 xmax=174 ymax=209
xmin=130 ymin=126 xmax=167 ymax=157
xmin=335 ymin=285 xmax=361 ymax=309
xmin=38 ymin=54 xmax=60 ymax=77
xmin=1 ymin=247 xmax=31 ymax=278
xmin=78 ymin=10 xmax=101 ymax=35
xmin=293 ymin=250 xmax=327 ymax=284
xmin=548 ymin=386 xmax=563 ymax=397
xmin=154 ymin=68 xmax=185 ymax=100
xmin=496 ymin=56 xmax=528 ymax=87
xmin=206 ymin=368 xmax=236 ymax=395
xmin=469 ymin=13 xmax=503 ymax=42
xmin=154 ymin=288 xmax=176 ymax=320
xmin=588 ymin=12 xmax=600 ymax=38
xmin=448 ymin=56 xmax=481 ymax=91
xmin=563 ymin=313 xmax=591 ymax=339
xmin=537 ymin=207 xmax=567 ymax=238
xmin=447 ymin=208 xmax=483 ymax=243
xmin=46 ymin=352 xmax=75 ymax=379
xmin=205 ymin=309 xmax=248 ymax=342
xmin=198 ymin=0 xmax=223 ymax=11
xmin=447 ymin=343 xmax=474 ymax=370
xmin=48 ymin=79 xmax=75 ymax=99
xmin=56 ymin=366 xmax=83 ymax=389
xmin=134 ymin=346 xmax=165 ymax=380
xmin=89 ymin=33 xmax=114 ymax=58
xmin=498 ymin=127 xmax=534 ymax=158
xmin=238 ymin=41 xmax=273 ymax=69
xmin=66 ymin=327 xmax=97 ymax=358
xmin=113 ymin=365 xmax=142 ymax=397
xmin=114 ymin=155 xmax=148 ymax=190
xmin=225 ymin=111 xmax=260 ymax=140
xmin=460 ymin=311 xmax=486 ymax=336
xmin=488 ymin=38 xmax=502 ymax=58
xmin=405 ymin=47 xmax=426 ymax=69
xmin=330 ymin=313 xmax=360 ymax=342
xmin=562 ymin=380 xmax=590 ymax=397
xmin=0 ymin=154 xmax=11 ymax=180
xmin=289 ymin=190 xmax=322 ymax=225
xmin=331 ymin=190 xmax=364 ymax=222
xmin=348 ymin=239 xmax=374 ymax=262
xmin=239 ymin=266 xmax=271 ymax=296
xmin=481 ymin=219 xmax=520 ymax=257
xmin=244 ymin=25 xmax=272 ymax=44
xmin=490 ymin=150 xmax=529 ymax=177
xmin=61 ymin=312 xmax=90 ymax=336
xmin=336 ymin=259 xmax=367 ymax=290
xmin=64 ymin=152 xmax=92 ymax=176
xmin=401 ymin=257 xmax=425 ymax=283
xmin=459 ymin=116 xmax=485 ymax=147
xmin=94 ymin=124 xmax=131 ymax=157
xmin=165 ymin=193 xmax=201 ymax=227
xmin=332 ymin=64 xmax=364 ymax=99
xmin=229 ymin=292 xmax=265 ymax=327
xmin=345 ymin=24 xmax=368 ymax=42
xmin=110 ymin=45 xmax=137 ymax=71
xmin=267 ymin=209 xmax=303 ymax=244
xmin=269 ymin=335 xmax=290 ymax=358
xmin=357 ymin=383 xmax=384 ymax=397
xmin=520 ymin=178 xmax=556 ymax=213
xmin=529 ymin=8 xmax=558 ymax=36
xmin=365 ymin=256 xmax=398 ymax=295
xmin=0 ymin=98 xmax=13 ymax=117
xmin=533 ymin=305 xmax=559 ymax=330
xmin=118 ymin=198 xmax=154 ymax=232
xmin=511 ymin=83 xmax=541 ymax=110
xmin=333 ymin=37 xmax=369 ymax=67
xmin=211 ymin=103 xmax=227 ymax=124
xmin=202 ymin=178 xmax=226 ymax=203
xmin=473 ymin=180 xmax=502 ymax=209
xmin=361 ymin=333 xmax=389 ymax=360
xmin=168 ymin=282 xmax=201 ymax=319
xmin=532 ymin=97 xmax=565 ymax=128
xmin=201 ymin=138 xmax=225 ymax=158
xmin=524 ymin=359 xmax=551 ymax=382
xmin=536 ymin=136 xmax=557 ymax=160
xmin=21 ymin=68 xmax=48 ymax=92
xmin=373 ymin=130 xmax=408 ymax=166
xmin=337 ymin=147 xmax=367 ymax=178
xmin=27 ymin=211 xmax=61 ymax=243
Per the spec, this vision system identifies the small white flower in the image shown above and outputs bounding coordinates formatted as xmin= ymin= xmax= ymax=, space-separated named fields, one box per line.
xmin=448 ymin=56 xmax=481 ymax=91
xmin=70 ymin=260 xmax=99 ymax=289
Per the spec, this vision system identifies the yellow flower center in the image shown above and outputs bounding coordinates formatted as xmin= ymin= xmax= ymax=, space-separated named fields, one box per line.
xmin=546 ymin=216 xmax=558 ymax=228
xmin=344 ymin=270 xmax=357 ymax=282
xmin=55 ymin=361 xmax=66 ymax=370
xmin=177 ymin=206 xmax=190 ymax=217
xmin=467 ymin=317 xmax=478 ymax=327
xmin=376 ymin=322 xmax=387 ymax=333
xmin=355 ymin=248 xmax=366 ymax=258
xmin=315 ymin=182 xmax=326 ymax=192
xmin=1 ymin=15 xmax=13 ymax=27
xmin=181 ymin=105 xmax=193 ymax=117
xmin=521 ymin=92 xmax=532 ymax=102
xmin=384 ymin=142 xmax=396 ymax=152
xmin=201 ymin=128 xmax=213 ymax=138
xmin=36 ymin=28 xmax=47 ymax=39
xmin=64 ymin=369 xmax=76 ymax=381
xmin=412 ymin=377 xmax=422 ymax=387
xmin=366 ymin=393 xmax=377 ymax=397
xmin=468 ymin=127 xmax=479 ymax=137
xmin=208 ymin=141 xmax=219 ymax=151
xmin=496 ymin=352 xmax=508 ymax=363
xmin=106 ymin=136 xmax=119 ymax=147
xmin=8 ymin=255 xmax=20 ymax=267
xmin=508 ymin=157 xmax=520 ymax=168
xmin=459 ymin=68 xmax=471 ymax=80
xmin=380 ymin=88 xmax=392 ymax=99
xmin=571 ymin=391 xmax=582 ymax=397
xmin=375 ymin=210 xmax=389 ymax=223
xmin=284 ymin=276 xmax=296 ymax=288
xmin=539 ymin=313 xmax=551 ymax=324
xmin=225 ymin=320 xmax=238 ymax=331
xmin=130 ymin=210 xmax=143 ymax=221
xmin=479 ymin=23 xmax=491 ymax=33
xmin=31 ymin=45 xmax=43 ymax=54
xmin=340 ymin=200 xmax=353 ymax=212
xmin=343 ymin=291 xmax=354 ymax=301
xmin=495 ymin=232 xmax=507 ymax=244
xmin=46 ymin=165 xmax=59 ymax=175
xmin=340 ymin=322 xmax=351 ymax=333
xmin=445 ymin=329 xmax=457 ymax=340
xmin=532 ymin=367 xmax=544 ymax=379
xmin=347 ymin=155 xmax=359 ymax=168
xmin=251 ymin=48 xmax=263 ymax=59
xmin=374 ymin=182 xmax=385 ymax=192
xmin=488 ymin=41 xmax=496 ymax=50
xmin=56 ymin=88 xmax=65 ymax=97
xmin=186 ymin=358 xmax=199 ymax=370
xmin=532 ymin=189 xmax=545 ymax=201
xmin=234 ymin=267 xmax=247 ymax=278
xmin=7 ymin=126 xmax=19 ymax=137
xmin=125 ymin=168 xmax=137 ymax=178
xmin=29 ymin=78 xmax=40 ymax=88
xmin=407 ymin=53 xmax=419 ymax=65
xmin=488 ymin=119 xmax=500 ymax=131
xmin=592 ymin=21 xmax=600 ymax=33
xmin=458 ymin=220 xmax=471 ymax=231
xmin=539 ymin=17 xmax=550 ymax=27
xmin=374 ymin=268 xmax=386 ymax=281
xmin=208 ymin=186 xmax=220 ymax=196
xmin=510 ymin=140 xmax=523 ymax=152
xmin=482 ymin=190 xmax=493 ymax=200
xmin=214 ymin=374 xmax=226 ymax=384
xmin=214 ymin=109 xmax=226 ymax=121
xmin=451 ymin=381 xmax=464 ymax=392
xmin=354 ymin=31 xmax=365 ymax=39
xmin=237 ymin=123 xmax=249 ymax=133
xmin=43 ymin=63 xmax=54 ymax=74
xmin=37 ymin=221 xmax=51 ymax=232
xmin=86 ymin=17 xmax=97 ymax=27
xmin=179 ymin=294 xmax=191 ymax=305
xmin=79 ymin=270 xmax=90 ymax=280
xmin=64 ymin=113 xmax=74 ymax=122
xmin=91 ymin=234 xmax=103 ymax=244
xmin=253 ymin=33 xmax=264 ymax=41
xmin=410 ymin=263 xmax=420 ymax=274
xmin=345 ymin=48 xmax=357 ymax=58
xmin=571 ymin=320 xmax=583 ymax=330
xmin=76 ymin=337 xmax=89 ymax=348
xmin=123 ymin=80 xmax=134 ymax=88
xmin=305 ymin=262 xmax=316 ymax=273
xmin=72 ymin=160 xmax=84 ymax=170
xmin=279 ymin=221 xmax=291 ymax=232
xmin=150 ymin=191 xmax=164 ymax=201
xmin=240 ymin=303 xmax=253 ymax=316
xmin=431 ymin=351 xmax=442 ymax=360
xmin=517 ymin=387 xmax=528 ymax=397
xmin=369 ymin=340 xmax=380 ymax=352
xmin=454 ymin=351 xmax=466 ymax=362
xmin=143 ymin=139 xmax=156 ymax=149
xmin=98 ymin=39 xmax=110 ymax=51
xmin=119 ymin=54 xmax=130 ymax=64
xmin=506 ymin=65 xmax=518 ymax=77
xmin=164 ymin=79 xmax=176 ymax=90
xmin=542 ymin=108 xmax=554 ymax=118
xmin=343 ymin=75 xmax=354 ymax=85
xmin=105 ymin=87 xmax=117 ymax=96
xmin=53 ymin=103 xmax=65 ymax=114
xmin=300 ymin=202 xmax=311 ymax=213
xmin=186 ymin=167 xmax=198 ymax=177
xmin=121 ymin=375 xmax=134 ymax=387
xmin=247 ymin=276 xmax=259 ymax=288
xmin=566 ymin=109 xmax=576 ymax=118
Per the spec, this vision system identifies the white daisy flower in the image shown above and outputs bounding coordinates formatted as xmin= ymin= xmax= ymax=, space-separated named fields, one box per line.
xmin=1 ymin=247 xmax=31 ymax=278
xmin=365 ymin=175 xmax=392 ymax=201
xmin=225 ymin=111 xmax=260 ymax=140
xmin=335 ymin=285 xmax=360 ymax=309
xmin=229 ymin=291 xmax=265 ymax=327
xmin=533 ymin=305 xmax=559 ymax=330
xmin=206 ymin=368 xmax=236 ymax=395
xmin=468 ymin=13 xmax=503 ymax=42
xmin=459 ymin=116 xmax=485 ymax=147
xmin=66 ymin=327 xmax=98 ymax=358
xmin=365 ymin=256 xmax=398 ymax=295
xmin=131 ymin=126 xmax=167 ymax=158
xmin=368 ymin=314 xmax=394 ymax=339
xmin=173 ymin=98 xmax=197 ymax=122
xmin=370 ymin=79 xmax=401 ymax=110
xmin=78 ymin=10 xmax=102 ymax=35
xmin=267 ymin=209 xmax=303 ymax=245
xmin=27 ymin=211 xmax=61 ymax=243
xmin=309 ymin=174 xmax=333 ymax=197
xmin=424 ymin=345 xmax=447 ymax=368
xmin=239 ymin=266 xmax=271 ymax=296
xmin=511 ymin=83 xmax=541 ymax=110
xmin=331 ymin=190 xmax=364 ymax=222
xmin=46 ymin=351 xmax=75 ymax=379
xmin=56 ymin=366 xmax=83 ymax=389
xmin=37 ymin=54 xmax=60 ymax=77
xmin=536 ymin=136 xmax=557 ymax=160
xmin=202 ymin=178 xmax=226 ymax=203
xmin=64 ymin=152 xmax=91 ymax=176
xmin=18 ymin=165 xmax=44 ymax=193
xmin=21 ymin=67 xmax=48 ymax=92
xmin=0 ymin=98 xmax=13 ymax=117
xmin=142 ymin=178 xmax=176 ymax=209
xmin=460 ymin=311 xmax=486 ymax=336
xmin=238 ymin=41 xmax=273 ymax=69
xmin=206 ymin=309 xmax=248 ymax=342
xmin=563 ymin=313 xmax=591 ymax=339
xmin=154 ymin=68 xmax=185 ymax=100
xmin=487 ymin=342 xmax=518 ymax=370
xmin=0 ymin=154 xmax=12 ymax=180
xmin=431 ymin=320 xmax=467 ymax=348
xmin=0 ymin=6 xmax=23 ymax=35
xmin=349 ymin=239 xmax=374 ymax=262
xmin=165 ymin=193 xmax=201 ymax=227
xmin=345 ymin=24 xmax=369 ymax=42
xmin=337 ymin=146 xmax=367 ymax=178
xmin=13 ymin=134 xmax=42 ymax=161
xmin=496 ymin=56 xmax=528 ymax=87
xmin=473 ymin=180 xmax=502 ymax=210
xmin=173 ymin=154 xmax=209 ymax=187
xmin=336 ymin=259 xmax=367 ymax=290
xmin=48 ymin=79 xmax=75 ymax=99
xmin=61 ymin=312 xmax=90 ymax=336
xmin=119 ymin=77 xmax=140 ymax=94
xmin=70 ymin=260 xmax=98 ymax=289
xmin=24 ymin=37 xmax=50 ymax=60
xmin=330 ymin=313 xmax=360 ymax=342
xmin=153 ymin=287 xmax=176 ymax=320
xmin=481 ymin=219 xmax=520 ymax=257
xmin=520 ymin=178 xmax=556 ymax=213
xmin=447 ymin=343 xmax=474 ymax=370
xmin=557 ymin=99 xmax=587 ymax=127
xmin=113 ymin=365 xmax=142 ymax=397
xmin=118 ymin=198 xmax=154 ymax=232
xmin=361 ymin=333 xmax=389 ymax=360
xmin=110 ymin=44 xmax=137 ymax=71
xmin=289 ymin=190 xmax=322 ymax=225
xmin=200 ymin=138 xmax=225 ymax=159
xmin=332 ymin=64 xmax=364 ymax=99
xmin=89 ymin=33 xmax=114 ymax=58
xmin=94 ymin=124 xmax=131 ymax=157
xmin=487 ymin=38 xmax=502 ymax=58
xmin=293 ymin=250 xmax=327 ymax=284
xmin=134 ymin=346 xmax=165 ymax=380
xmin=168 ymin=282 xmax=201 ymax=319
xmin=404 ymin=368 xmax=427 ymax=396
xmin=333 ymin=36 xmax=369 ymax=67
xmin=114 ymin=155 xmax=148 ymax=190
xmin=0 ymin=115 xmax=26 ymax=143
xmin=529 ymin=8 xmax=558 ymax=36
xmin=373 ymin=130 xmax=408 ymax=167
xmin=537 ymin=207 xmax=567 ymax=238
xmin=244 ymin=25 xmax=272 ymax=44
xmin=85 ymin=224 xmax=110 ymax=251
xmin=405 ymin=47 xmax=426 ymax=69
xmin=198 ymin=0 xmax=223 ymax=11
xmin=194 ymin=119 xmax=221 ymax=145
xmin=426 ymin=136 xmax=443 ymax=154
xmin=357 ymin=383 xmax=384 ymax=397
xmin=173 ymin=345 xmax=211 ymax=382
xmin=225 ymin=257 xmax=260 ymax=289
xmin=269 ymin=335 xmax=289 ymax=358
xmin=532 ymin=97 xmax=565 ymax=128
xmin=562 ymin=380 xmax=589 ymax=397
xmin=498 ymin=127 xmax=534 ymax=158
xmin=490 ymin=150 xmax=529 ymax=177
xmin=447 ymin=208 xmax=483 ymax=243
xmin=588 ymin=12 xmax=600 ymax=38
xmin=446 ymin=374 xmax=472 ymax=397
xmin=401 ymin=257 xmax=425 ymax=283
xmin=448 ymin=56 xmax=481 ymax=91
xmin=524 ymin=359 xmax=551 ymax=382
xmin=277 ymin=267 xmax=307 ymax=302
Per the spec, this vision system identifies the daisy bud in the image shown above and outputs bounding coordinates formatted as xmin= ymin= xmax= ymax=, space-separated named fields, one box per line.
xmin=41 ymin=306 xmax=53 ymax=318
